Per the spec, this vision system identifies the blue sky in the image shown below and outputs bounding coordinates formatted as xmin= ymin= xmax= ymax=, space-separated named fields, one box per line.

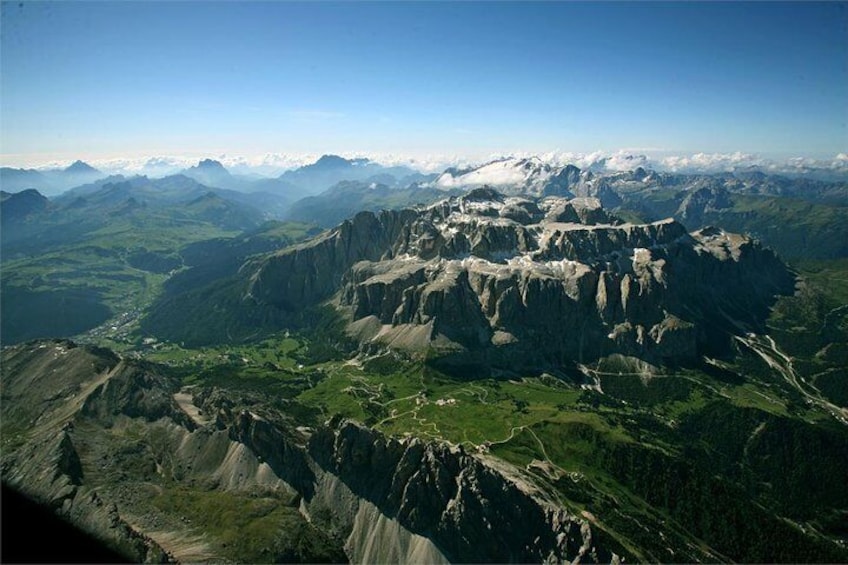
xmin=1 ymin=1 xmax=846 ymax=166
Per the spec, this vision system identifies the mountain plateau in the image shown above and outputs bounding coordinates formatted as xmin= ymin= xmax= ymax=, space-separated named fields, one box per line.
xmin=245 ymin=188 xmax=794 ymax=375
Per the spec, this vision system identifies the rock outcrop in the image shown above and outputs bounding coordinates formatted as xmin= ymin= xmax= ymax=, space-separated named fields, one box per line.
xmin=246 ymin=189 xmax=794 ymax=372
xmin=305 ymin=420 xmax=612 ymax=563
xmin=246 ymin=208 xmax=419 ymax=310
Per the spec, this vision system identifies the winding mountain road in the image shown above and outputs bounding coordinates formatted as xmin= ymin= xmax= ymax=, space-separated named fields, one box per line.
xmin=735 ymin=333 xmax=848 ymax=425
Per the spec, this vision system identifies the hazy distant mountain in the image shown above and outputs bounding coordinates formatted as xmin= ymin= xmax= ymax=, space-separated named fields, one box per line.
xmin=64 ymin=160 xmax=99 ymax=175
xmin=63 ymin=174 xmax=291 ymax=225
xmin=2 ymin=175 xmax=282 ymax=263
xmin=0 ymin=161 xmax=104 ymax=196
xmin=0 ymin=167 xmax=56 ymax=194
xmin=244 ymin=176 xmax=300 ymax=196
xmin=279 ymin=154 xmax=426 ymax=196
xmin=54 ymin=161 xmax=106 ymax=192
xmin=179 ymin=159 xmax=306 ymax=207
xmin=182 ymin=159 xmax=238 ymax=189
xmin=0 ymin=188 xmax=50 ymax=224
xmin=285 ymin=179 xmax=458 ymax=227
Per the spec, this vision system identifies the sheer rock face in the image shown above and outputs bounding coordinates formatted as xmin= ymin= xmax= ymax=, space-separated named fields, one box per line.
xmin=248 ymin=189 xmax=794 ymax=369
xmin=218 ymin=407 xmax=611 ymax=562
xmin=306 ymin=420 xmax=610 ymax=563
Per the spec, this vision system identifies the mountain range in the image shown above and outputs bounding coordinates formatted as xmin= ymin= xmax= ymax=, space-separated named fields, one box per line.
xmin=281 ymin=156 xmax=848 ymax=260
xmin=5 ymin=154 xmax=846 ymax=261
xmin=1 ymin=153 xmax=847 ymax=564
xmin=0 ymin=160 xmax=105 ymax=196
xmin=429 ymin=157 xmax=848 ymax=259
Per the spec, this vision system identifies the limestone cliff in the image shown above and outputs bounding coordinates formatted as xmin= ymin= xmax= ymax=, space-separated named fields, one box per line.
xmin=245 ymin=189 xmax=794 ymax=371
xmin=304 ymin=420 xmax=613 ymax=563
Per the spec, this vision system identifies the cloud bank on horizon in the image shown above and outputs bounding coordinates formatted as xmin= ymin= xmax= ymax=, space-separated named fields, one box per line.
xmin=10 ymin=150 xmax=848 ymax=180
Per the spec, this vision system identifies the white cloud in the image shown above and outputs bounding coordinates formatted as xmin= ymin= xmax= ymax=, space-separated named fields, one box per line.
xmin=659 ymin=151 xmax=764 ymax=173
xmin=6 ymin=149 xmax=848 ymax=179
xmin=92 ymin=156 xmax=196 ymax=176
xmin=217 ymin=153 xmax=321 ymax=175
xmin=603 ymin=152 xmax=650 ymax=172
xmin=656 ymin=151 xmax=848 ymax=176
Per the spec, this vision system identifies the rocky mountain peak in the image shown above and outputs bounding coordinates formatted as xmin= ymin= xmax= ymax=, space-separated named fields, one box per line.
xmin=182 ymin=159 xmax=235 ymax=189
xmin=313 ymin=154 xmax=354 ymax=169
xmin=0 ymin=188 xmax=49 ymax=223
xmin=462 ymin=186 xmax=504 ymax=202
xmin=193 ymin=158 xmax=227 ymax=171
xmin=64 ymin=160 xmax=99 ymax=174
xmin=246 ymin=189 xmax=794 ymax=373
